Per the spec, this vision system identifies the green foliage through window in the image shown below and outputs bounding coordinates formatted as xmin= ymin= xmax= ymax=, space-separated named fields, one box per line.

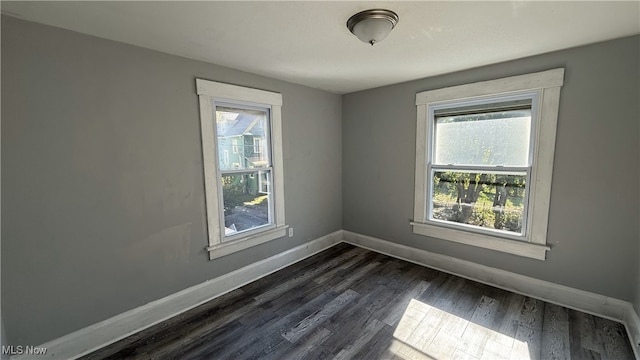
xmin=431 ymin=171 xmax=526 ymax=234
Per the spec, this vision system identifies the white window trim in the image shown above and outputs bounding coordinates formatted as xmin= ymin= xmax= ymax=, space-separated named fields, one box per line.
xmin=197 ymin=79 xmax=287 ymax=260
xmin=412 ymin=69 xmax=564 ymax=260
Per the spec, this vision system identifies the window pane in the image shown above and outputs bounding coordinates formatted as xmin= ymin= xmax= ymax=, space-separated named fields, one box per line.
xmin=430 ymin=170 xmax=526 ymax=235
xmin=434 ymin=109 xmax=531 ymax=166
xmin=216 ymin=106 xmax=269 ymax=171
xmin=222 ymin=171 xmax=272 ymax=237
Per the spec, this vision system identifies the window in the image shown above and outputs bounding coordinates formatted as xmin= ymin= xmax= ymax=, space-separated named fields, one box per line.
xmin=412 ymin=69 xmax=564 ymax=260
xmin=197 ymin=79 xmax=287 ymax=260
xmin=254 ymin=138 xmax=262 ymax=154
xmin=223 ymin=149 xmax=230 ymax=166
xmin=430 ymin=97 xmax=532 ymax=237
xmin=232 ymin=139 xmax=239 ymax=154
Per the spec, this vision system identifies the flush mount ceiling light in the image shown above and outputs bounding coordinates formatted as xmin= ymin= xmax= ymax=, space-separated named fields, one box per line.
xmin=347 ymin=9 xmax=399 ymax=46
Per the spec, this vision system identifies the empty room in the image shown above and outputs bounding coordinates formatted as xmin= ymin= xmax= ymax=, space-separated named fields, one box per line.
xmin=2 ymin=1 xmax=639 ymax=359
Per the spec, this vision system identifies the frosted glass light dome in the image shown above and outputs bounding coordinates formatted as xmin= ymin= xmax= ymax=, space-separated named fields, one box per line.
xmin=347 ymin=9 xmax=399 ymax=46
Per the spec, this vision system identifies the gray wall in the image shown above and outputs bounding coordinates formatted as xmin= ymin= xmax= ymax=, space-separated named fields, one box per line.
xmin=343 ymin=36 xmax=639 ymax=303
xmin=1 ymin=16 xmax=342 ymax=346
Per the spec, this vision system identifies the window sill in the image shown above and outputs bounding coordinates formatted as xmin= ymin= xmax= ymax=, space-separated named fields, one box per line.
xmin=410 ymin=221 xmax=549 ymax=260
xmin=207 ymin=225 xmax=289 ymax=260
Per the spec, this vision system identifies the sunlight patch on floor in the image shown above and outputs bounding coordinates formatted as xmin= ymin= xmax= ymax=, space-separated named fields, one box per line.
xmin=390 ymin=298 xmax=531 ymax=360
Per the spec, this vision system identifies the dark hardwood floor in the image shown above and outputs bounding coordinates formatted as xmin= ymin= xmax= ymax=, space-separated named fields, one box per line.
xmin=81 ymin=243 xmax=635 ymax=360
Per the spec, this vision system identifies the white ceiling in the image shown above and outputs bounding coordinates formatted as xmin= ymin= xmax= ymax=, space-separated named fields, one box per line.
xmin=2 ymin=1 xmax=639 ymax=94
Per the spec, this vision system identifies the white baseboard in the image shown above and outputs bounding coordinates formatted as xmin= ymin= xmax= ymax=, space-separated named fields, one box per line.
xmin=14 ymin=230 xmax=342 ymax=360
xmin=342 ymin=230 xmax=640 ymax=359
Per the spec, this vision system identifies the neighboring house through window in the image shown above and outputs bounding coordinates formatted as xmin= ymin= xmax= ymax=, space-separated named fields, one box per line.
xmin=412 ymin=69 xmax=564 ymax=260
xmin=197 ymin=79 xmax=287 ymax=260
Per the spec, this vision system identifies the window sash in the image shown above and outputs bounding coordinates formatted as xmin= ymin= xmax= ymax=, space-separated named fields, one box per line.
xmin=433 ymin=110 xmax=532 ymax=167
xmin=425 ymin=92 xmax=537 ymax=240
xmin=219 ymin=168 xmax=275 ymax=242
xmin=426 ymin=164 xmax=531 ymax=240
xmin=212 ymin=101 xmax=278 ymax=240
xmin=214 ymin=103 xmax=275 ymax=242
xmin=428 ymin=91 xmax=538 ymax=168
xmin=215 ymin=102 xmax=272 ymax=169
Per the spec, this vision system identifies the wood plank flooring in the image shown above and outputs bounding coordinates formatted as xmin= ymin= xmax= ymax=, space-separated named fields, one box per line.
xmin=81 ymin=243 xmax=635 ymax=360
